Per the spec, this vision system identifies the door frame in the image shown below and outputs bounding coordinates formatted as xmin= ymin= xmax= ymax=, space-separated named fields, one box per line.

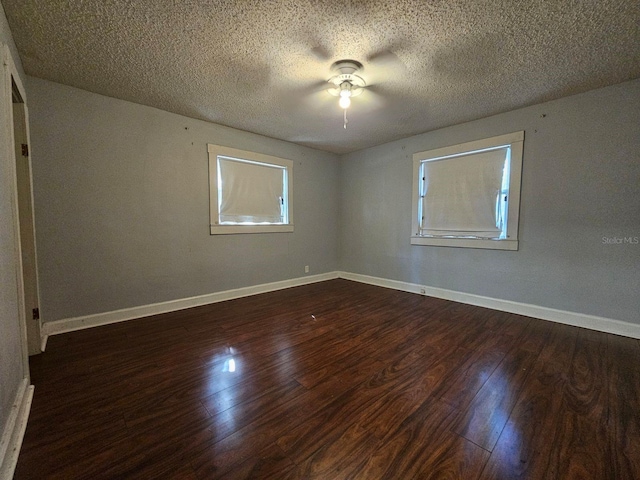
xmin=12 ymin=74 xmax=42 ymax=355
xmin=2 ymin=43 xmax=40 ymax=363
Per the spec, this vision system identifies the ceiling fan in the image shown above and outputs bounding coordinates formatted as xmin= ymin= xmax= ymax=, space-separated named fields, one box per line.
xmin=323 ymin=49 xmax=408 ymax=130
xmin=282 ymin=38 xmax=408 ymax=129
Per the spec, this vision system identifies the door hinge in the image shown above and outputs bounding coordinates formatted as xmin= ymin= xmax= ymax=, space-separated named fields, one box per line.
xmin=21 ymin=144 xmax=29 ymax=157
xmin=32 ymin=307 xmax=39 ymax=320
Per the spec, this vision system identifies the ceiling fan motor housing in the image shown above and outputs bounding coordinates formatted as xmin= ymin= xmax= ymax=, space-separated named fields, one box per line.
xmin=328 ymin=60 xmax=366 ymax=97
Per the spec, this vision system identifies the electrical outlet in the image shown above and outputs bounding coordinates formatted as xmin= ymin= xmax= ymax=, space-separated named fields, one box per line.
xmin=305 ymin=265 xmax=310 ymax=273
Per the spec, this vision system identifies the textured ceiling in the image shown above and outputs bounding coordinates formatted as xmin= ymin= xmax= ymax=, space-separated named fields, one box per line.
xmin=3 ymin=0 xmax=640 ymax=154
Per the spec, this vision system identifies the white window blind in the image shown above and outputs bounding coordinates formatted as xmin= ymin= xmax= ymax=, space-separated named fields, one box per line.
xmin=411 ymin=131 xmax=523 ymax=250
xmin=208 ymin=144 xmax=293 ymax=235
xmin=218 ymin=157 xmax=286 ymax=224
xmin=420 ymin=147 xmax=508 ymax=238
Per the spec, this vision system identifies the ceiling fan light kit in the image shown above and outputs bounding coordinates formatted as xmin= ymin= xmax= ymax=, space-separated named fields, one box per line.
xmin=328 ymin=60 xmax=366 ymax=129
xmin=338 ymin=84 xmax=352 ymax=109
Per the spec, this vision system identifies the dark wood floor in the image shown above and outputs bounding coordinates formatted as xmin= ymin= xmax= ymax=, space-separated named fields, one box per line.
xmin=15 ymin=279 xmax=640 ymax=479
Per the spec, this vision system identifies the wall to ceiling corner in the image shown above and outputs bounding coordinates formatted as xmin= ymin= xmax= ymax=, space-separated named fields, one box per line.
xmin=0 ymin=2 xmax=23 ymax=79
xmin=338 ymin=79 xmax=640 ymax=327
xmin=27 ymin=77 xmax=340 ymax=323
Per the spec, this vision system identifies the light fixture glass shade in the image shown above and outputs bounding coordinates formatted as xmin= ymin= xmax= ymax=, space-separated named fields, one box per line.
xmin=338 ymin=81 xmax=352 ymax=109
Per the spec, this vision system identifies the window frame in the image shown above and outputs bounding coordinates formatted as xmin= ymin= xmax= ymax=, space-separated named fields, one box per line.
xmin=208 ymin=144 xmax=294 ymax=235
xmin=411 ymin=131 xmax=524 ymax=250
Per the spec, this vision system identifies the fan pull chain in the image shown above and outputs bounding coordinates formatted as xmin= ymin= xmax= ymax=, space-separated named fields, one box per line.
xmin=343 ymin=109 xmax=348 ymax=129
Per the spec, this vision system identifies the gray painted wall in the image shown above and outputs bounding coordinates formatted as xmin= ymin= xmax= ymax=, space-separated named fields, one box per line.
xmin=27 ymin=77 xmax=339 ymax=322
xmin=21 ymin=73 xmax=640 ymax=331
xmin=0 ymin=0 xmax=26 ymax=451
xmin=340 ymin=79 xmax=640 ymax=325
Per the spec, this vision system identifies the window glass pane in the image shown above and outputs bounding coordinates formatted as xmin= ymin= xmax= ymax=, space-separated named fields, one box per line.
xmin=218 ymin=157 xmax=285 ymax=224
xmin=421 ymin=147 xmax=508 ymax=237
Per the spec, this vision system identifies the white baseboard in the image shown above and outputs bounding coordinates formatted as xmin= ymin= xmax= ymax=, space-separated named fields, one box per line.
xmin=40 ymin=270 xmax=639 ymax=340
xmin=42 ymin=272 xmax=339 ymax=336
xmin=0 ymin=379 xmax=34 ymax=480
xmin=338 ymin=271 xmax=640 ymax=339
xmin=40 ymin=334 xmax=48 ymax=352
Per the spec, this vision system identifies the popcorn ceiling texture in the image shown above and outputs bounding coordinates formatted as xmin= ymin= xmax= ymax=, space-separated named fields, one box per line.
xmin=3 ymin=0 xmax=640 ymax=153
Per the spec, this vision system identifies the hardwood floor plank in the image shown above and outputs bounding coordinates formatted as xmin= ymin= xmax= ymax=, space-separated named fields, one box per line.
xmin=436 ymin=347 xmax=505 ymax=409
xmin=361 ymin=390 xmax=431 ymax=441
xmin=367 ymin=308 xmax=457 ymax=363
xmin=354 ymin=397 xmax=489 ymax=479
xmin=291 ymin=421 xmax=379 ymax=479
xmin=201 ymin=379 xmax=306 ymax=442
xmin=15 ymin=415 xmax=129 ymax=479
xmin=499 ymin=313 xmax=532 ymax=338
xmin=188 ymin=355 xmax=385 ymax=478
xmin=292 ymin=346 xmax=372 ymax=389
xmin=479 ymin=327 xmax=612 ymax=480
xmin=452 ymin=347 xmax=537 ymax=451
xmin=515 ymin=317 xmax=555 ymax=354
xmin=278 ymin=345 xmax=473 ymax=466
xmin=188 ymin=398 xmax=313 ymax=477
xmin=22 ymin=403 xmax=213 ymax=479
xmin=564 ymin=329 xmax=608 ymax=423
xmin=478 ymin=354 xmax=568 ymax=479
xmin=605 ymin=334 xmax=640 ymax=478
xmin=274 ymin=353 xmax=418 ymax=458
xmin=216 ymin=443 xmax=297 ymax=480
xmin=536 ymin=322 xmax=579 ymax=378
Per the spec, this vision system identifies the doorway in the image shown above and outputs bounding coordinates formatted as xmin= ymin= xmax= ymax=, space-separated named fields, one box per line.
xmin=12 ymin=78 xmax=42 ymax=355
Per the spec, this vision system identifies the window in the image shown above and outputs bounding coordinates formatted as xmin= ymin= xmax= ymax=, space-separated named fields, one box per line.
xmin=411 ymin=131 xmax=523 ymax=250
xmin=208 ymin=144 xmax=293 ymax=234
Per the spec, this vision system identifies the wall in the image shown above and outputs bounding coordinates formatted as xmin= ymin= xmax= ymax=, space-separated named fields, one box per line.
xmin=340 ymin=79 xmax=640 ymax=325
xmin=27 ymin=77 xmax=340 ymax=323
xmin=0 ymin=0 xmax=26 ymax=455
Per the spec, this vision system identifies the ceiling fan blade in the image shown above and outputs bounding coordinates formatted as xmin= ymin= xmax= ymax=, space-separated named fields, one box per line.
xmin=278 ymin=79 xmax=331 ymax=110
xmin=300 ymin=79 xmax=331 ymax=95
xmin=298 ymin=30 xmax=333 ymax=62
xmin=280 ymin=79 xmax=329 ymax=99
xmin=366 ymin=49 xmax=406 ymax=70
xmin=365 ymin=84 xmax=387 ymax=96
xmin=309 ymin=45 xmax=332 ymax=62
xmin=358 ymin=85 xmax=388 ymax=110
xmin=364 ymin=47 xmax=408 ymax=86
